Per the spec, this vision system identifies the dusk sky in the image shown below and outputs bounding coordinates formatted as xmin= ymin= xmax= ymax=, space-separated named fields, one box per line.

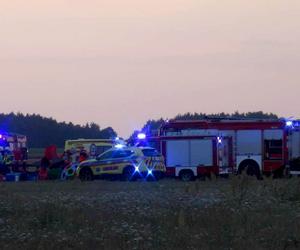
xmin=1 ymin=1 xmax=300 ymax=136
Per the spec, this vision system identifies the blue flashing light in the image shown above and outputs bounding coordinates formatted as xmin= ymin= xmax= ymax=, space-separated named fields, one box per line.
xmin=217 ymin=137 xmax=222 ymax=144
xmin=115 ymin=137 xmax=120 ymax=141
xmin=115 ymin=144 xmax=125 ymax=149
xmin=294 ymin=121 xmax=300 ymax=127
xmin=137 ymin=133 xmax=146 ymax=140
xmin=148 ymin=169 xmax=153 ymax=175
xmin=0 ymin=134 xmax=2 ymax=139
xmin=286 ymin=121 xmax=293 ymax=127
xmin=135 ymin=166 xmax=140 ymax=172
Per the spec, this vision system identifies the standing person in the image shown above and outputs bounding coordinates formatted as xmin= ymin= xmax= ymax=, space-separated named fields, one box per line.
xmin=60 ymin=150 xmax=72 ymax=180
xmin=79 ymin=150 xmax=88 ymax=163
xmin=3 ymin=150 xmax=13 ymax=173
xmin=70 ymin=148 xmax=78 ymax=163
xmin=0 ymin=150 xmax=3 ymax=164
xmin=0 ymin=150 xmax=5 ymax=175
xmin=89 ymin=144 xmax=97 ymax=159
xmin=62 ymin=150 xmax=72 ymax=166
xmin=61 ymin=150 xmax=82 ymax=181
xmin=39 ymin=156 xmax=50 ymax=180
xmin=0 ymin=150 xmax=4 ymax=180
xmin=13 ymin=148 xmax=22 ymax=172
xmin=0 ymin=150 xmax=12 ymax=175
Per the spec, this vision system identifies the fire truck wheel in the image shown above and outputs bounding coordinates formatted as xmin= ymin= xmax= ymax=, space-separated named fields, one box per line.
xmin=238 ymin=160 xmax=261 ymax=180
xmin=79 ymin=168 xmax=94 ymax=182
xmin=179 ymin=170 xmax=195 ymax=182
xmin=122 ymin=166 xmax=136 ymax=181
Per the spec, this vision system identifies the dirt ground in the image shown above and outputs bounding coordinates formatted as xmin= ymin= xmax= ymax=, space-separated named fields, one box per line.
xmin=0 ymin=177 xmax=300 ymax=250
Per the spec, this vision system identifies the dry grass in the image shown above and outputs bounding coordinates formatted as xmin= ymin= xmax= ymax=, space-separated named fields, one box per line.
xmin=0 ymin=177 xmax=300 ymax=250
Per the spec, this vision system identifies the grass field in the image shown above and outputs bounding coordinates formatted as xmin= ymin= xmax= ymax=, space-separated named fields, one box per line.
xmin=0 ymin=177 xmax=300 ymax=250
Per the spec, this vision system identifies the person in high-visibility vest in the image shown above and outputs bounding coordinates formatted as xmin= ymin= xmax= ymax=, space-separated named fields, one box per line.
xmin=3 ymin=150 xmax=13 ymax=165
xmin=0 ymin=150 xmax=3 ymax=164
xmin=0 ymin=150 xmax=12 ymax=175
xmin=0 ymin=150 xmax=4 ymax=175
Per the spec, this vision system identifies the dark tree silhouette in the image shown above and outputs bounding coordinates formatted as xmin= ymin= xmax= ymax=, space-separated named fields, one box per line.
xmin=0 ymin=113 xmax=117 ymax=148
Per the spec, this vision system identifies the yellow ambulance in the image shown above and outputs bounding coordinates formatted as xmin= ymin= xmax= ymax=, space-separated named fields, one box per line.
xmin=64 ymin=139 xmax=115 ymax=158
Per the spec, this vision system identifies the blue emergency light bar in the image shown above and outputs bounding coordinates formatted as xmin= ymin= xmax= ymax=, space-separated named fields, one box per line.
xmin=285 ymin=120 xmax=300 ymax=129
xmin=294 ymin=121 xmax=300 ymax=127
xmin=115 ymin=144 xmax=125 ymax=149
xmin=137 ymin=133 xmax=146 ymax=140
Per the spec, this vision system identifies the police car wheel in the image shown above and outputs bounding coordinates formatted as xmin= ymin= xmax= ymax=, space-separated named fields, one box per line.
xmin=122 ymin=166 xmax=136 ymax=181
xmin=79 ymin=168 xmax=93 ymax=181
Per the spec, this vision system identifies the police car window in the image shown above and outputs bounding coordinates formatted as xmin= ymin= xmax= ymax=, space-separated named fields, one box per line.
xmin=96 ymin=146 xmax=112 ymax=155
xmin=112 ymin=150 xmax=134 ymax=159
xmin=142 ymin=149 xmax=161 ymax=157
xmin=97 ymin=150 xmax=114 ymax=160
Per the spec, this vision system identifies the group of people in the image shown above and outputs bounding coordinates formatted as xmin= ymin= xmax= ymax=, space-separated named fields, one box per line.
xmin=61 ymin=149 xmax=89 ymax=163
xmin=0 ymin=147 xmax=29 ymax=182
xmin=0 ymin=144 xmax=92 ymax=181
xmin=38 ymin=148 xmax=89 ymax=180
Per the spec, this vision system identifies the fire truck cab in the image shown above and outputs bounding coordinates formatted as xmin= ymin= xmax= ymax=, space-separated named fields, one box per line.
xmin=149 ymin=119 xmax=300 ymax=181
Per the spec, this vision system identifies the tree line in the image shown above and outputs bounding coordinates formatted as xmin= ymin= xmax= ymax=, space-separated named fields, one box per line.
xmin=0 ymin=113 xmax=117 ymax=148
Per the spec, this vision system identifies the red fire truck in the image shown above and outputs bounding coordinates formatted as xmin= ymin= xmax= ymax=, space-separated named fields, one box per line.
xmin=148 ymin=119 xmax=300 ymax=181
